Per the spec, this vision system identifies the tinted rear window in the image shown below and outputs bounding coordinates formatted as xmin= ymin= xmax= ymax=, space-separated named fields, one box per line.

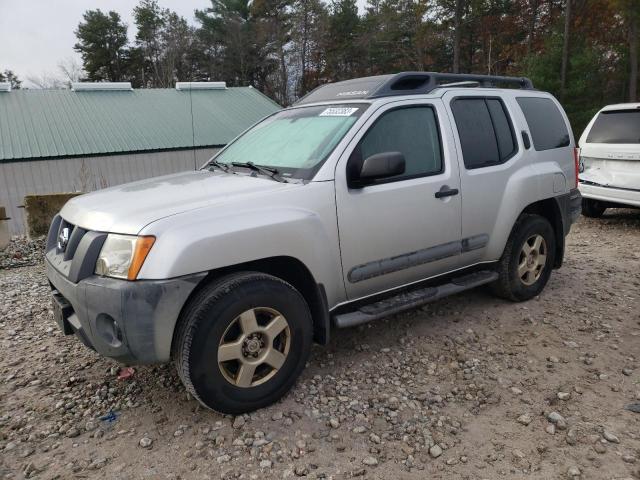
xmin=451 ymin=97 xmax=516 ymax=169
xmin=486 ymin=99 xmax=517 ymax=160
xmin=586 ymin=109 xmax=640 ymax=144
xmin=517 ymin=97 xmax=570 ymax=150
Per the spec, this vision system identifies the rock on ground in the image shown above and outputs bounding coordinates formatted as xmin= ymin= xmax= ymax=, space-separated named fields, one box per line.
xmin=1 ymin=210 xmax=640 ymax=479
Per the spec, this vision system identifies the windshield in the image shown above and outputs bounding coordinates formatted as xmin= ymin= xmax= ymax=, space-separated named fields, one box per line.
xmin=211 ymin=104 xmax=367 ymax=180
xmin=586 ymin=109 xmax=640 ymax=144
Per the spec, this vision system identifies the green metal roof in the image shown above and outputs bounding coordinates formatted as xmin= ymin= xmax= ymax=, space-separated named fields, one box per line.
xmin=0 ymin=87 xmax=280 ymax=162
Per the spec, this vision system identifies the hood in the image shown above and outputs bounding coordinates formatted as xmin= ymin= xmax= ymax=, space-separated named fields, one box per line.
xmin=60 ymin=170 xmax=299 ymax=234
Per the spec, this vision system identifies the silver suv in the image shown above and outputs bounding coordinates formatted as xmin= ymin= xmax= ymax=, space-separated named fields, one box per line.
xmin=45 ymin=72 xmax=582 ymax=413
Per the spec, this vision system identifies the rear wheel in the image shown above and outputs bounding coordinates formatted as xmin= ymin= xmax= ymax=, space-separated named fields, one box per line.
xmin=491 ymin=214 xmax=556 ymax=302
xmin=581 ymin=198 xmax=606 ymax=218
xmin=174 ymin=272 xmax=313 ymax=414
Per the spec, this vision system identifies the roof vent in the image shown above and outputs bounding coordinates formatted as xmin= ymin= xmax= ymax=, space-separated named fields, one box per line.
xmin=72 ymin=82 xmax=133 ymax=92
xmin=389 ymin=75 xmax=429 ymax=91
xmin=176 ymin=82 xmax=226 ymax=91
xmin=0 ymin=82 xmax=11 ymax=92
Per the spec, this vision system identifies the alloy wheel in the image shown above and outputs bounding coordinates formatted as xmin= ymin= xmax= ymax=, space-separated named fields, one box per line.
xmin=217 ymin=307 xmax=290 ymax=388
xmin=518 ymin=234 xmax=547 ymax=286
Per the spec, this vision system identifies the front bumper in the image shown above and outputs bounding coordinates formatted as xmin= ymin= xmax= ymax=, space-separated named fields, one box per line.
xmin=579 ymin=182 xmax=640 ymax=208
xmin=46 ymin=257 xmax=205 ymax=365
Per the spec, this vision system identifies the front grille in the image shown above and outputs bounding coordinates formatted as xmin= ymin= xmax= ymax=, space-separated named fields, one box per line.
xmin=45 ymin=215 xmax=107 ymax=283
xmin=56 ymin=219 xmax=88 ymax=261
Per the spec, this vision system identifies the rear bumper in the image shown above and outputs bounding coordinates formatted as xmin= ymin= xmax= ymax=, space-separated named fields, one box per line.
xmin=568 ymin=188 xmax=582 ymax=228
xmin=579 ymin=182 xmax=640 ymax=207
xmin=46 ymin=257 xmax=205 ymax=365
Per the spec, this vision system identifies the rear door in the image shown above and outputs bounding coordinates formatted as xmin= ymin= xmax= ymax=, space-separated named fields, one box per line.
xmin=443 ymin=91 xmax=525 ymax=264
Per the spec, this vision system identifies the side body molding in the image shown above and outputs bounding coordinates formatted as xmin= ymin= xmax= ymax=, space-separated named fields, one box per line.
xmin=347 ymin=234 xmax=489 ymax=283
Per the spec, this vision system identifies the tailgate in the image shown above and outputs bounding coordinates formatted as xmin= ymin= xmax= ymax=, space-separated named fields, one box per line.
xmin=579 ymin=153 xmax=640 ymax=190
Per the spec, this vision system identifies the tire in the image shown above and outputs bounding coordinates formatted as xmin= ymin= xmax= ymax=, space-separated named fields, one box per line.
xmin=491 ymin=214 xmax=556 ymax=302
xmin=174 ymin=272 xmax=313 ymax=414
xmin=581 ymin=198 xmax=606 ymax=218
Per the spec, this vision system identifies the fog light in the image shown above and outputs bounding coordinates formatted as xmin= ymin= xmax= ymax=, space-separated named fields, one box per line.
xmin=95 ymin=314 xmax=123 ymax=348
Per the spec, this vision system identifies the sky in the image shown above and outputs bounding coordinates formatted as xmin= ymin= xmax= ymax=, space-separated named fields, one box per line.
xmin=0 ymin=0 xmax=210 ymax=87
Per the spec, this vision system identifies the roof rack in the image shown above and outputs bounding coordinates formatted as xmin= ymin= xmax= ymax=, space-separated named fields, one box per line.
xmin=295 ymin=72 xmax=534 ymax=105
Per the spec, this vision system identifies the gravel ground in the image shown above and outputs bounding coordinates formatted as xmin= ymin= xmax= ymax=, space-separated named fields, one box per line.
xmin=1 ymin=211 xmax=639 ymax=480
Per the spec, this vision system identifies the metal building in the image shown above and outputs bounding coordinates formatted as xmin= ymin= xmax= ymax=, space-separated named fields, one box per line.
xmin=0 ymin=82 xmax=280 ymax=235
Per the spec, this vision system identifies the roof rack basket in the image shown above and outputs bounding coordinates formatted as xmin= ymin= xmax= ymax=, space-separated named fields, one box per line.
xmin=295 ymin=71 xmax=534 ymax=105
xmin=368 ymin=72 xmax=533 ymax=99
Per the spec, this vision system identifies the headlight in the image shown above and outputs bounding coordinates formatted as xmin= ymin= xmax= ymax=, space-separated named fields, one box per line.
xmin=95 ymin=234 xmax=155 ymax=280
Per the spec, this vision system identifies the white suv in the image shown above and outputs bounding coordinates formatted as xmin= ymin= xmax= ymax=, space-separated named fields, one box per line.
xmin=578 ymin=103 xmax=640 ymax=217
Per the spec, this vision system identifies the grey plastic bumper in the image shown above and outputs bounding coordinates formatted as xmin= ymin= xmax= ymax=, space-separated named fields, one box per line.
xmin=46 ymin=258 xmax=206 ymax=365
xmin=558 ymin=188 xmax=582 ymax=236
xmin=568 ymin=188 xmax=582 ymax=228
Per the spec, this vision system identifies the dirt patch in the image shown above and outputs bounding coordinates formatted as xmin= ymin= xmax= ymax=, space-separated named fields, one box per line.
xmin=1 ymin=210 xmax=639 ymax=480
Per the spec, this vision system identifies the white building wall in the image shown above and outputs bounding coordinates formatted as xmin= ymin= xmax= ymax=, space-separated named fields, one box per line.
xmin=0 ymin=147 xmax=219 ymax=235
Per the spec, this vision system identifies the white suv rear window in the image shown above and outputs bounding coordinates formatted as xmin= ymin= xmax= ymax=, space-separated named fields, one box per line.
xmin=586 ymin=109 xmax=640 ymax=144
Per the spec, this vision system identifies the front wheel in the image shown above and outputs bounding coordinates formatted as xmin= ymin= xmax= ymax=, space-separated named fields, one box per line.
xmin=491 ymin=214 xmax=556 ymax=302
xmin=174 ymin=272 xmax=313 ymax=414
xmin=581 ymin=198 xmax=606 ymax=218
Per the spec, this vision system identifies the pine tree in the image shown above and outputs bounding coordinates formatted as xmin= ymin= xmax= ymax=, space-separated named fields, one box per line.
xmin=326 ymin=0 xmax=363 ymax=80
xmin=0 ymin=70 xmax=22 ymax=89
xmin=74 ymin=10 xmax=130 ymax=82
xmin=290 ymin=0 xmax=329 ymax=96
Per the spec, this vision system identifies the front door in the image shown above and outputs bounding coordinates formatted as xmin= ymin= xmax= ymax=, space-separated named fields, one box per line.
xmin=335 ymin=100 xmax=463 ymax=301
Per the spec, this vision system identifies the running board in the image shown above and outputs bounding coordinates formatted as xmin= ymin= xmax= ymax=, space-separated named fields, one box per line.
xmin=333 ymin=270 xmax=499 ymax=328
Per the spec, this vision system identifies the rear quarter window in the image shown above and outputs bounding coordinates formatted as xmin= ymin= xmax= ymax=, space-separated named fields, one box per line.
xmin=451 ymin=97 xmax=517 ymax=169
xmin=586 ymin=109 xmax=640 ymax=144
xmin=516 ymin=97 xmax=571 ymax=151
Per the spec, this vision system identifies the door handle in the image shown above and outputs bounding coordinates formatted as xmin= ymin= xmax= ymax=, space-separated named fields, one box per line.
xmin=435 ymin=186 xmax=459 ymax=199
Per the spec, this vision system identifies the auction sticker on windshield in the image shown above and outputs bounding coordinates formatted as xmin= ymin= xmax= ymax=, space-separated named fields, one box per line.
xmin=319 ymin=107 xmax=359 ymax=117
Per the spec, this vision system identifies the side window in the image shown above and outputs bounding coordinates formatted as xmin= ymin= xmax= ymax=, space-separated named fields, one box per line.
xmin=353 ymin=106 xmax=442 ymax=182
xmin=487 ymin=99 xmax=516 ymax=159
xmin=451 ymin=97 xmax=517 ymax=169
xmin=516 ymin=97 xmax=571 ymax=150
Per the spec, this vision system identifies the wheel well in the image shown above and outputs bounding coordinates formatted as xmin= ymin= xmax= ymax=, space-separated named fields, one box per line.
xmin=521 ymin=198 xmax=564 ymax=268
xmin=177 ymin=256 xmax=330 ymax=348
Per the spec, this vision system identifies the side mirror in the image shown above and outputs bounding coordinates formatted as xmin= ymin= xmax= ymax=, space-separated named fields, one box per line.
xmin=358 ymin=152 xmax=405 ymax=183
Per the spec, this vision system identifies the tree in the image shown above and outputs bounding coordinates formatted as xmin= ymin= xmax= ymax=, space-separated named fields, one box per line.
xmin=195 ymin=0 xmax=260 ymax=86
xmin=133 ymin=0 xmax=166 ymax=86
xmin=290 ymin=0 xmax=328 ymax=96
xmin=612 ymin=0 xmax=639 ymax=101
xmin=325 ymin=0 xmax=363 ymax=80
xmin=560 ymin=0 xmax=572 ymax=97
xmin=62 ymin=0 xmax=637 ymax=118
xmin=58 ymin=57 xmax=86 ymax=86
xmin=631 ymin=11 xmax=638 ymax=101
xmin=27 ymin=73 xmax=66 ymax=89
xmin=0 ymin=69 xmax=22 ymax=89
xmin=252 ymin=0 xmax=294 ymax=104
xmin=161 ymin=13 xmax=197 ymax=85
xmin=453 ymin=0 xmax=463 ymax=72
xmin=74 ymin=10 xmax=130 ymax=82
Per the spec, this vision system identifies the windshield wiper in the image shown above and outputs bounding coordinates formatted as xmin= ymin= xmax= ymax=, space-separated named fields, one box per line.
xmin=232 ymin=162 xmax=287 ymax=183
xmin=207 ymin=160 xmax=235 ymax=174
